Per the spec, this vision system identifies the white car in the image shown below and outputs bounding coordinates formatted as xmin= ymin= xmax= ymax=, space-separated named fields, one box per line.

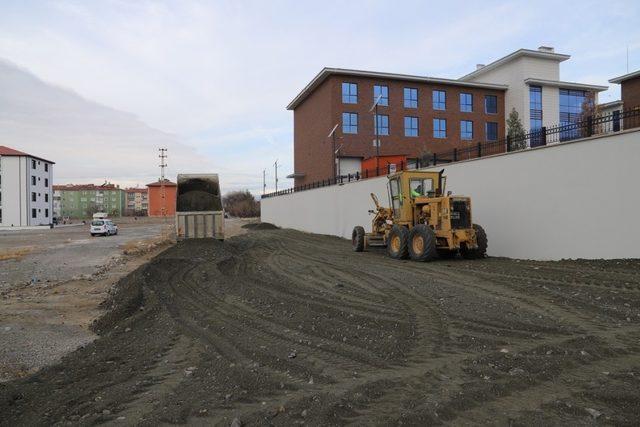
xmin=90 ymin=219 xmax=118 ymax=236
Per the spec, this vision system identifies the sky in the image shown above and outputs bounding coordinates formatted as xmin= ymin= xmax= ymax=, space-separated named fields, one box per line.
xmin=0 ymin=0 xmax=639 ymax=194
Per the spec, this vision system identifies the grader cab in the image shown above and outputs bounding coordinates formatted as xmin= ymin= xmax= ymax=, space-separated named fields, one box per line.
xmin=352 ymin=170 xmax=487 ymax=261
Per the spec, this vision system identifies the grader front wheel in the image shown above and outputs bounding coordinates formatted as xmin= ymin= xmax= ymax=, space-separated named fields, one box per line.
xmin=461 ymin=224 xmax=488 ymax=259
xmin=352 ymin=226 xmax=365 ymax=252
xmin=408 ymin=224 xmax=438 ymax=262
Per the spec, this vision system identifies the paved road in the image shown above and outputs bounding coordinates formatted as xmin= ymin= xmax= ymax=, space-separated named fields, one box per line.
xmin=0 ymin=220 xmax=167 ymax=288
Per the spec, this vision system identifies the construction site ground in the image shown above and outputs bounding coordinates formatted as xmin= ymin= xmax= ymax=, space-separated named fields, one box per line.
xmin=1 ymin=225 xmax=640 ymax=425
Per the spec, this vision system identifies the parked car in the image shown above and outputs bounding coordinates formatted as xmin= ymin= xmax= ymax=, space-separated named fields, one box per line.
xmin=90 ymin=219 xmax=118 ymax=236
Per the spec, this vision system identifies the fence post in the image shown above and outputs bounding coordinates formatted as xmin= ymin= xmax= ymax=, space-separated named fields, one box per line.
xmin=506 ymin=135 xmax=511 ymax=152
xmin=586 ymin=116 xmax=593 ymax=137
xmin=541 ymin=127 xmax=547 ymax=145
xmin=477 ymin=142 xmax=482 ymax=158
xmin=432 ymin=152 xmax=437 ymax=165
xmin=613 ymin=110 xmax=621 ymax=132
xmin=453 ymin=148 xmax=458 ymax=162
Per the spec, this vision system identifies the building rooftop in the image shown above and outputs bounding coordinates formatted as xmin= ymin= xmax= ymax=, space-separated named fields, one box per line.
xmin=53 ymin=183 xmax=120 ymax=191
xmin=609 ymin=69 xmax=640 ymax=84
xmin=523 ymin=77 xmax=608 ymax=92
xmin=146 ymin=179 xmax=177 ymax=187
xmin=125 ymin=187 xmax=148 ymax=193
xmin=0 ymin=145 xmax=55 ymax=164
xmin=459 ymin=47 xmax=571 ymax=81
xmin=287 ymin=67 xmax=508 ymax=110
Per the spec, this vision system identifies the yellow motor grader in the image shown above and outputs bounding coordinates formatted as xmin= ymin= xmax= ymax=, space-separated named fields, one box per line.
xmin=352 ymin=170 xmax=487 ymax=261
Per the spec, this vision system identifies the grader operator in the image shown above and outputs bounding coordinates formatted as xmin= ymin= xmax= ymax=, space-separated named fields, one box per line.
xmin=352 ymin=170 xmax=487 ymax=261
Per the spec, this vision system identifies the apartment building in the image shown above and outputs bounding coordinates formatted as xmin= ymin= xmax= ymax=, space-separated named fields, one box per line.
xmin=0 ymin=145 xmax=54 ymax=227
xmin=460 ymin=46 xmax=607 ymax=143
xmin=287 ymin=69 xmax=507 ymax=186
xmin=0 ymin=146 xmax=54 ymax=227
xmin=146 ymin=179 xmax=177 ymax=217
xmin=609 ymin=69 xmax=640 ymax=110
xmin=54 ymin=183 xmax=125 ymax=218
xmin=125 ymin=187 xmax=149 ymax=216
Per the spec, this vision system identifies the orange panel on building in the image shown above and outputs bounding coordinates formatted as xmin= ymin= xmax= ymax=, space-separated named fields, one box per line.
xmin=361 ymin=155 xmax=407 ymax=177
xmin=146 ymin=179 xmax=177 ymax=217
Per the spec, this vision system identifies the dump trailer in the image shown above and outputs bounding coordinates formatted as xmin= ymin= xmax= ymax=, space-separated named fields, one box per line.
xmin=175 ymin=174 xmax=224 ymax=240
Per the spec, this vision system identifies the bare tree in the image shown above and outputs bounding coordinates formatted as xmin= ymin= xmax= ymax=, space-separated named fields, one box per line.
xmin=223 ymin=190 xmax=260 ymax=218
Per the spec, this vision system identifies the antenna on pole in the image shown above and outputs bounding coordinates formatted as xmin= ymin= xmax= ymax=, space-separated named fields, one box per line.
xmin=263 ymin=169 xmax=266 ymax=195
xmin=328 ymin=123 xmax=339 ymax=180
xmin=370 ymin=94 xmax=383 ymax=175
xmin=158 ymin=148 xmax=168 ymax=219
xmin=274 ymin=159 xmax=279 ymax=192
xmin=627 ymin=45 xmax=630 ymax=73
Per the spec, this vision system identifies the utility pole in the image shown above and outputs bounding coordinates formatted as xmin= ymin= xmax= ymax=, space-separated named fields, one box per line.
xmin=158 ymin=148 xmax=167 ymax=219
xmin=262 ymin=169 xmax=266 ymax=195
xmin=274 ymin=159 xmax=279 ymax=192
xmin=327 ymin=123 xmax=339 ymax=181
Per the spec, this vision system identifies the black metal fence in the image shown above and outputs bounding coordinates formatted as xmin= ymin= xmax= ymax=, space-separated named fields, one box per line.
xmin=262 ymin=107 xmax=640 ymax=199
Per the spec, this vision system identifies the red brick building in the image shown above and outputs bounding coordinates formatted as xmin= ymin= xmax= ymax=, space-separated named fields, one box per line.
xmin=287 ymin=68 xmax=507 ymax=187
xmin=609 ymin=69 xmax=640 ymax=110
xmin=146 ymin=179 xmax=177 ymax=217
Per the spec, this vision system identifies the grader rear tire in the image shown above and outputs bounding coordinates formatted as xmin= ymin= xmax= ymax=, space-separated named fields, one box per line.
xmin=352 ymin=226 xmax=365 ymax=252
xmin=387 ymin=225 xmax=409 ymax=259
xmin=408 ymin=224 xmax=438 ymax=262
xmin=461 ymin=224 xmax=488 ymax=259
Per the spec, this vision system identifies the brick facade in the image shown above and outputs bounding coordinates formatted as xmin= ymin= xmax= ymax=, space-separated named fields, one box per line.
xmin=621 ymin=75 xmax=640 ymax=110
xmin=291 ymin=73 xmax=506 ymax=187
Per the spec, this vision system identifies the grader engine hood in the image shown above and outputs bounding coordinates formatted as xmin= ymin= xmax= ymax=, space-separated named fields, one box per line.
xmin=448 ymin=198 xmax=472 ymax=229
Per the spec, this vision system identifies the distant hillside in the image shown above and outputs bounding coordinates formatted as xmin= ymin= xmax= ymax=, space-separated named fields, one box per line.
xmin=0 ymin=59 xmax=208 ymax=186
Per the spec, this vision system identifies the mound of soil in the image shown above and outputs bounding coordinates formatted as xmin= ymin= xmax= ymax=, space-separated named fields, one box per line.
xmin=241 ymin=222 xmax=280 ymax=230
xmin=2 ymin=231 xmax=640 ymax=425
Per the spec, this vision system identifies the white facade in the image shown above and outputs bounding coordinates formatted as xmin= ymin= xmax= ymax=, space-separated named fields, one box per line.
xmin=0 ymin=153 xmax=54 ymax=227
xmin=262 ymin=129 xmax=640 ymax=260
xmin=460 ymin=48 xmax=607 ymax=134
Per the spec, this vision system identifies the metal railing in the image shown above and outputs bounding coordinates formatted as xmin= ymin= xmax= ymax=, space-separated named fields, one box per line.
xmin=262 ymin=107 xmax=640 ymax=199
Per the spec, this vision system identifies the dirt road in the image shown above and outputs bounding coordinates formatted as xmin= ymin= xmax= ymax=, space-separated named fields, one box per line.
xmin=2 ymin=227 xmax=640 ymax=425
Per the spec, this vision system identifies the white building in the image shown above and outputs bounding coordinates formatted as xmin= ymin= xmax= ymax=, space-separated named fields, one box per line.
xmin=0 ymin=146 xmax=54 ymax=227
xmin=460 ymin=46 xmax=608 ymax=142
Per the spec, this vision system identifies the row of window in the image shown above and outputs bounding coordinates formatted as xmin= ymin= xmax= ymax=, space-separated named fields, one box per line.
xmin=31 ymin=159 xmax=49 ymax=172
xmin=342 ymin=112 xmax=498 ymax=140
xmin=31 ymin=176 xmax=49 ymax=187
xmin=31 ymin=192 xmax=49 ymax=202
xmin=31 ymin=208 xmax=49 ymax=218
xmin=342 ymin=82 xmax=499 ymax=114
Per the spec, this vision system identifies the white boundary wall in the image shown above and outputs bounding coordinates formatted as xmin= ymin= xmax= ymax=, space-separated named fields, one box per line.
xmin=262 ymin=130 xmax=640 ymax=260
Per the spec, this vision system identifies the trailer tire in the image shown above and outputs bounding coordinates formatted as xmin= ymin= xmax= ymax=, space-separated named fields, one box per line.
xmin=352 ymin=226 xmax=365 ymax=252
xmin=462 ymin=224 xmax=488 ymax=259
xmin=408 ymin=224 xmax=438 ymax=262
xmin=387 ymin=225 xmax=409 ymax=259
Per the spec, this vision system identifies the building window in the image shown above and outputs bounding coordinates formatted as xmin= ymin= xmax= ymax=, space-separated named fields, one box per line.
xmin=342 ymin=82 xmax=357 ymax=104
xmin=32 ymin=192 xmax=36 ymax=202
xmin=461 ymin=120 xmax=473 ymax=140
xmin=45 ymin=194 xmax=49 ymax=202
xmin=433 ymin=90 xmax=446 ymax=110
xmin=45 ymin=208 xmax=49 ymax=218
xmin=404 ymin=117 xmax=419 ymax=137
xmin=485 ymin=95 xmax=498 ymax=114
xmin=374 ymin=114 xmax=389 ymax=136
xmin=31 ymin=176 xmax=36 ymax=185
xmin=559 ymin=88 xmax=589 ymax=140
xmin=342 ymin=112 xmax=358 ymax=134
xmin=433 ymin=119 xmax=447 ymax=138
xmin=45 ymin=178 xmax=49 ymax=187
xmin=44 ymin=163 xmax=48 ymax=172
xmin=486 ymin=122 xmax=498 ymax=141
xmin=460 ymin=93 xmax=473 ymax=112
xmin=373 ymin=85 xmax=389 ymax=106
xmin=32 ymin=208 xmax=36 ymax=218
xmin=404 ymin=87 xmax=418 ymax=108
xmin=32 ymin=159 xmax=36 ymax=169
xmin=530 ymin=86 xmax=543 ymax=130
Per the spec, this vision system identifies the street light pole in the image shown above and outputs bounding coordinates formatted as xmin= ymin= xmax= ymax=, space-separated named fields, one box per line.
xmin=370 ymin=94 xmax=382 ymax=176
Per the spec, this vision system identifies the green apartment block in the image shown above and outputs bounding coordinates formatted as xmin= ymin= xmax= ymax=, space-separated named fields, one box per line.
xmin=53 ymin=183 xmax=125 ymax=218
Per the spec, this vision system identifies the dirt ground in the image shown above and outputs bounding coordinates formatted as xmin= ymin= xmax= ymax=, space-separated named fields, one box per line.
xmin=1 ymin=226 xmax=640 ymax=425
